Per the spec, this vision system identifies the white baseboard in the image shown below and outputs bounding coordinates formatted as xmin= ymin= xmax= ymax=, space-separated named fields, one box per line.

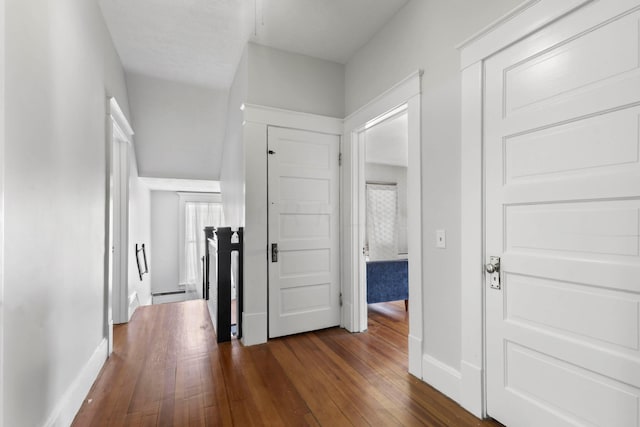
xmin=341 ymin=302 xmax=355 ymax=332
xmin=43 ymin=338 xmax=108 ymax=427
xmin=460 ymin=360 xmax=484 ymax=418
xmin=128 ymin=291 xmax=140 ymax=319
xmin=422 ymin=353 xmax=461 ymax=403
xmin=408 ymin=334 xmax=422 ymax=378
xmin=151 ymin=293 xmax=186 ymax=305
xmin=241 ymin=311 xmax=267 ymax=346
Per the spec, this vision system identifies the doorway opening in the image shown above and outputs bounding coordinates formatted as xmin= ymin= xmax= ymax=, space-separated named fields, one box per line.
xmin=106 ymin=97 xmax=134 ymax=355
xmin=361 ymin=107 xmax=409 ymax=332
xmin=344 ymin=71 xmax=423 ymax=376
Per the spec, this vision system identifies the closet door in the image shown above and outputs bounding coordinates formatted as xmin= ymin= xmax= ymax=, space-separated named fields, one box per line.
xmin=484 ymin=2 xmax=640 ymax=425
xmin=267 ymin=127 xmax=341 ymax=338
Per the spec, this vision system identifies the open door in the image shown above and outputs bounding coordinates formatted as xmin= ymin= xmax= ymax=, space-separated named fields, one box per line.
xmin=268 ymin=126 xmax=340 ymax=338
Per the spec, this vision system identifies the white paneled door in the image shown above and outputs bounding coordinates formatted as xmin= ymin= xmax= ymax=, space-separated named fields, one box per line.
xmin=485 ymin=3 xmax=640 ymax=426
xmin=268 ymin=127 xmax=340 ymax=338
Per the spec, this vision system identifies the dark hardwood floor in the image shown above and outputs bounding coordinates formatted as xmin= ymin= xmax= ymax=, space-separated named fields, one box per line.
xmin=72 ymin=300 xmax=502 ymax=426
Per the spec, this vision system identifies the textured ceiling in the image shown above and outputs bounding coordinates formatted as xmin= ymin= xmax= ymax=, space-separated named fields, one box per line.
xmin=251 ymin=0 xmax=409 ymax=65
xmin=99 ymin=0 xmax=408 ymax=89
xmin=99 ymin=0 xmax=254 ymax=89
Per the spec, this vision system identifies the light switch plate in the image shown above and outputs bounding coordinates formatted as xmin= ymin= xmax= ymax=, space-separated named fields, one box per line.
xmin=436 ymin=229 xmax=446 ymax=248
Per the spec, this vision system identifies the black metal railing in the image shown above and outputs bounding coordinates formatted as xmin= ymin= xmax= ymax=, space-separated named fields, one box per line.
xmin=204 ymin=226 xmax=243 ymax=343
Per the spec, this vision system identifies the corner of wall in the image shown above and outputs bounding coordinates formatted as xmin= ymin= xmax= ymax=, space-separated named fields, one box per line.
xmin=220 ymin=44 xmax=248 ymax=228
xmin=460 ymin=360 xmax=484 ymax=417
xmin=421 ymin=353 xmax=462 ymax=404
xmin=408 ymin=334 xmax=422 ymax=377
xmin=127 ymin=147 xmax=152 ymax=310
xmin=42 ymin=339 xmax=108 ymax=427
xmin=241 ymin=312 xmax=267 ymax=346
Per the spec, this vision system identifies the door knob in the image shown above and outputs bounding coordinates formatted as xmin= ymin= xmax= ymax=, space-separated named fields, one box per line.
xmin=485 ymin=256 xmax=500 ymax=274
xmin=486 ymin=256 xmax=501 ymax=290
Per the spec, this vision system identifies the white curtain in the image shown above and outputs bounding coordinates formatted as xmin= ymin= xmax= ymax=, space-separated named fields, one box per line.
xmin=366 ymin=183 xmax=399 ymax=261
xmin=184 ymin=202 xmax=224 ymax=289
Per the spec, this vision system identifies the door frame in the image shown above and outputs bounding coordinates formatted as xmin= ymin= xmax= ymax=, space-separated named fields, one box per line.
xmin=343 ymin=71 xmax=423 ymax=377
xmin=0 ymin=0 xmax=5 ymax=421
xmin=458 ymin=0 xmax=596 ymax=417
xmin=106 ymin=97 xmax=134 ymax=347
xmin=241 ymin=104 xmax=343 ymax=346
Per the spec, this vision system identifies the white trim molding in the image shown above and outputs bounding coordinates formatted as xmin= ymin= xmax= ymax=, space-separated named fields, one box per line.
xmin=243 ymin=104 xmax=343 ymax=135
xmin=108 ymin=97 xmax=134 ymax=330
xmin=422 ymin=354 xmax=462 ymax=403
xmin=140 ymin=177 xmax=220 ymax=193
xmin=458 ymin=0 xmax=606 ymax=418
xmin=342 ymin=71 xmax=423 ymax=378
xmin=43 ymin=339 xmax=108 ymax=427
xmin=241 ymin=311 xmax=268 ymax=346
xmin=109 ymin=98 xmax=134 ymax=141
xmin=457 ymin=0 xmax=594 ymax=70
xmin=0 ymin=0 xmax=5 ymax=423
xmin=128 ymin=291 xmax=140 ymax=320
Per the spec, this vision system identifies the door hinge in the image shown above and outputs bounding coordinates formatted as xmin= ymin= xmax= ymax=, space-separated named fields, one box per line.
xmin=338 ymin=152 xmax=342 ymax=166
xmin=339 ymin=292 xmax=343 ymax=307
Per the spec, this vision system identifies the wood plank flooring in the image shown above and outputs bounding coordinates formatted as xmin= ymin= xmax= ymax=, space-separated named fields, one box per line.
xmin=73 ymin=300 xmax=502 ymax=426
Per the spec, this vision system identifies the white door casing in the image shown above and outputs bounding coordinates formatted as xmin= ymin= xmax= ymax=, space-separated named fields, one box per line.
xmin=343 ymin=71 xmax=423 ymax=377
xmin=0 ymin=0 xmax=5 ymax=421
xmin=268 ymin=126 xmax=341 ymax=338
xmin=106 ymin=125 xmax=114 ymax=355
xmin=107 ymin=98 xmax=133 ymax=345
xmin=461 ymin=0 xmax=640 ymax=424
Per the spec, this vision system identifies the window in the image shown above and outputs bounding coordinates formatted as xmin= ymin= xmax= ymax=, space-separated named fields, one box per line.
xmin=178 ymin=193 xmax=224 ymax=292
xmin=365 ymin=183 xmax=398 ymax=261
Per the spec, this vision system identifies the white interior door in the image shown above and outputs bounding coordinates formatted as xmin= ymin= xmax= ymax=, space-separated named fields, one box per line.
xmin=268 ymin=126 xmax=340 ymax=338
xmin=485 ymin=3 xmax=640 ymax=426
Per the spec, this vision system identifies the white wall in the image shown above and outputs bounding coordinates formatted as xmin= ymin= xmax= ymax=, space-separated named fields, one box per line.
xmin=247 ymin=43 xmax=345 ymax=118
xmin=4 ymin=0 xmax=131 ymax=425
xmin=220 ymin=47 xmax=248 ymax=229
xmin=345 ymin=0 xmax=522 ymax=372
xmin=126 ymin=72 xmax=228 ymax=180
xmin=128 ymin=152 xmax=152 ymax=307
xmin=365 ymin=163 xmax=408 ymax=254
xmin=149 ymin=191 xmax=180 ymax=294
xmin=0 ymin=0 xmax=5 ymax=422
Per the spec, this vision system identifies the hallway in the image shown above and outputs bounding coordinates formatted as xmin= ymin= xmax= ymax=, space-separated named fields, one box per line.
xmin=72 ymin=300 xmax=501 ymax=426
